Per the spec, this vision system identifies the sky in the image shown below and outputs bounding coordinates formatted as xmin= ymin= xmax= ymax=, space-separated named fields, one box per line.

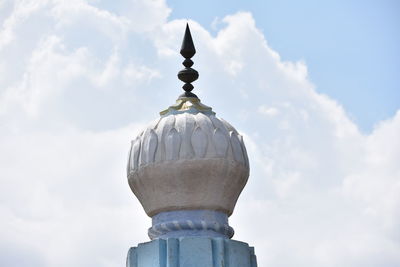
xmin=167 ymin=0 xmax=400 ymax=133
xmin=0 ymin=0 xmax=399 ymax=266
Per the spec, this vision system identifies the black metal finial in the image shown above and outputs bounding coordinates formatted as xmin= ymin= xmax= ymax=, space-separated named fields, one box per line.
xmin=178 ymin=23 xmax=199 ymax=98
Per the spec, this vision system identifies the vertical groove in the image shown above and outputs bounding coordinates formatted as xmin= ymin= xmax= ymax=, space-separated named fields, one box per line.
xmin=159 ymin=239 xmax=167 ymax=267
xmin=212 ymin=238 xmax=225 ymax=267
xmin=224 ymin=239 xmax=229 ymax=267
xmin=166 ymin=238 xmax=179 ymax=267
xmin=177 ymin=238 xmax=180 ymax=267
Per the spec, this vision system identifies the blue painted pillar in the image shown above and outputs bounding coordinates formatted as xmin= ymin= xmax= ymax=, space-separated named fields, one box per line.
xmin=127 ymin=238 xmax=257 ymax=267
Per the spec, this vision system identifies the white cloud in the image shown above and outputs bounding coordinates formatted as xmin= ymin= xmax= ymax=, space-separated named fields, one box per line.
xmin=0 ymin=35 xmax=91 ymax=117
xmin=0 ymin=2 xmax=399 ymax=267
xmin=0 ymin=124 xmax=150 ymax=267
xmin=258 ymin=105 xmax=279 ymax=117
xmin=0 ymin=0 xmax=48 ymax=49
xmin=344 ymin=111 xmax=400 ymax=237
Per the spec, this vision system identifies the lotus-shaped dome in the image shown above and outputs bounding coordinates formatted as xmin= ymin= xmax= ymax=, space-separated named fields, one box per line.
xmin=127 ymin=96 xmax=249 ymax=217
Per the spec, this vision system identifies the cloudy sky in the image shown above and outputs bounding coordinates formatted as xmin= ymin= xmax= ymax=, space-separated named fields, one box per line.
xmin=0 ymin=0 xmax=399 ymax=266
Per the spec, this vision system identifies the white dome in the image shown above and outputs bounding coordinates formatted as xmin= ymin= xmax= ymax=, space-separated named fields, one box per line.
xmin=127 ymin=97 xmax=249 ymax=217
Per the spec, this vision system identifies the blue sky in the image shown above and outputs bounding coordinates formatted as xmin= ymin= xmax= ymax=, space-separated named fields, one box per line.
xmin=168 ymin=0 xmax=400 ymax=132
xmin=0 ymin=1 xmax=399 ymax=266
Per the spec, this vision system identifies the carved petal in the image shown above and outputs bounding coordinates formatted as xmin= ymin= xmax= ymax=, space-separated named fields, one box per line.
xmin=156 ymin=115 xmax=176 ymax=162
xmin=132 ymin=138 xmax=141 ymax=170
xmin=238 ymin=135 xmax=249 ymax=167
xmin=145 ymin=130 xmax=158 ymax=164
xmin=127 ymin=142 xmax=133 ymax=175
xmin=165 ymin=128 xmax=181 ymax=161
xmin=191 ymin=127 xmax=208 ymax=158
xmin=213 ymin=128 xmax=228 ymax=157
xmin=175 ymin=113 xmax=195 ymax=159
xmin=230 ymin=132 xmax=244 ymax=164
xmin=139 ymin=135 xmax=147 ymax=166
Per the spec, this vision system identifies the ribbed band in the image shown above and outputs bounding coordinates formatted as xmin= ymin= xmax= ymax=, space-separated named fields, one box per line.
xmin=148 ymin=210 xmax=234 ymax=240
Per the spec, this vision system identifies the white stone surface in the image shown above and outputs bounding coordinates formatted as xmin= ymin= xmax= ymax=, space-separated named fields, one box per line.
xmin=127 ymin=112 xmax=249 ymax=217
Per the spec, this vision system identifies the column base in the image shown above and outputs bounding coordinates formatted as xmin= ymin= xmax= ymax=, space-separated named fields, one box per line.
xmin=127 ymin=237 xmax=257 ymax=267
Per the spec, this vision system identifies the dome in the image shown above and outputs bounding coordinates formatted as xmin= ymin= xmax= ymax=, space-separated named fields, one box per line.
xmin=127 ymin=96 xmax=249 ymax=217
xmin=126 ymin=24 xmax=251 ymax=240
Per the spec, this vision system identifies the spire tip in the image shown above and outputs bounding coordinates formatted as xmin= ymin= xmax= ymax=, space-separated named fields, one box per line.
xmin=177 ymin=23 xmax=198 ymax=98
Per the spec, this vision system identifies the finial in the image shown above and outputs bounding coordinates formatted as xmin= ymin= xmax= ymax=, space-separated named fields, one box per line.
xmin=177 ymin=23 xmax=199 ymax=98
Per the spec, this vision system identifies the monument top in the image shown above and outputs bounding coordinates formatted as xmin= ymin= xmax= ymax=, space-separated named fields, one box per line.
xmin=127 ymin=24 xmax=249 ymax=240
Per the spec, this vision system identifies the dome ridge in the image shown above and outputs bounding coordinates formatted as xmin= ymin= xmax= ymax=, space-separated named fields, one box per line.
xmin=160 ymin=96 xmax=215 ymax=116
